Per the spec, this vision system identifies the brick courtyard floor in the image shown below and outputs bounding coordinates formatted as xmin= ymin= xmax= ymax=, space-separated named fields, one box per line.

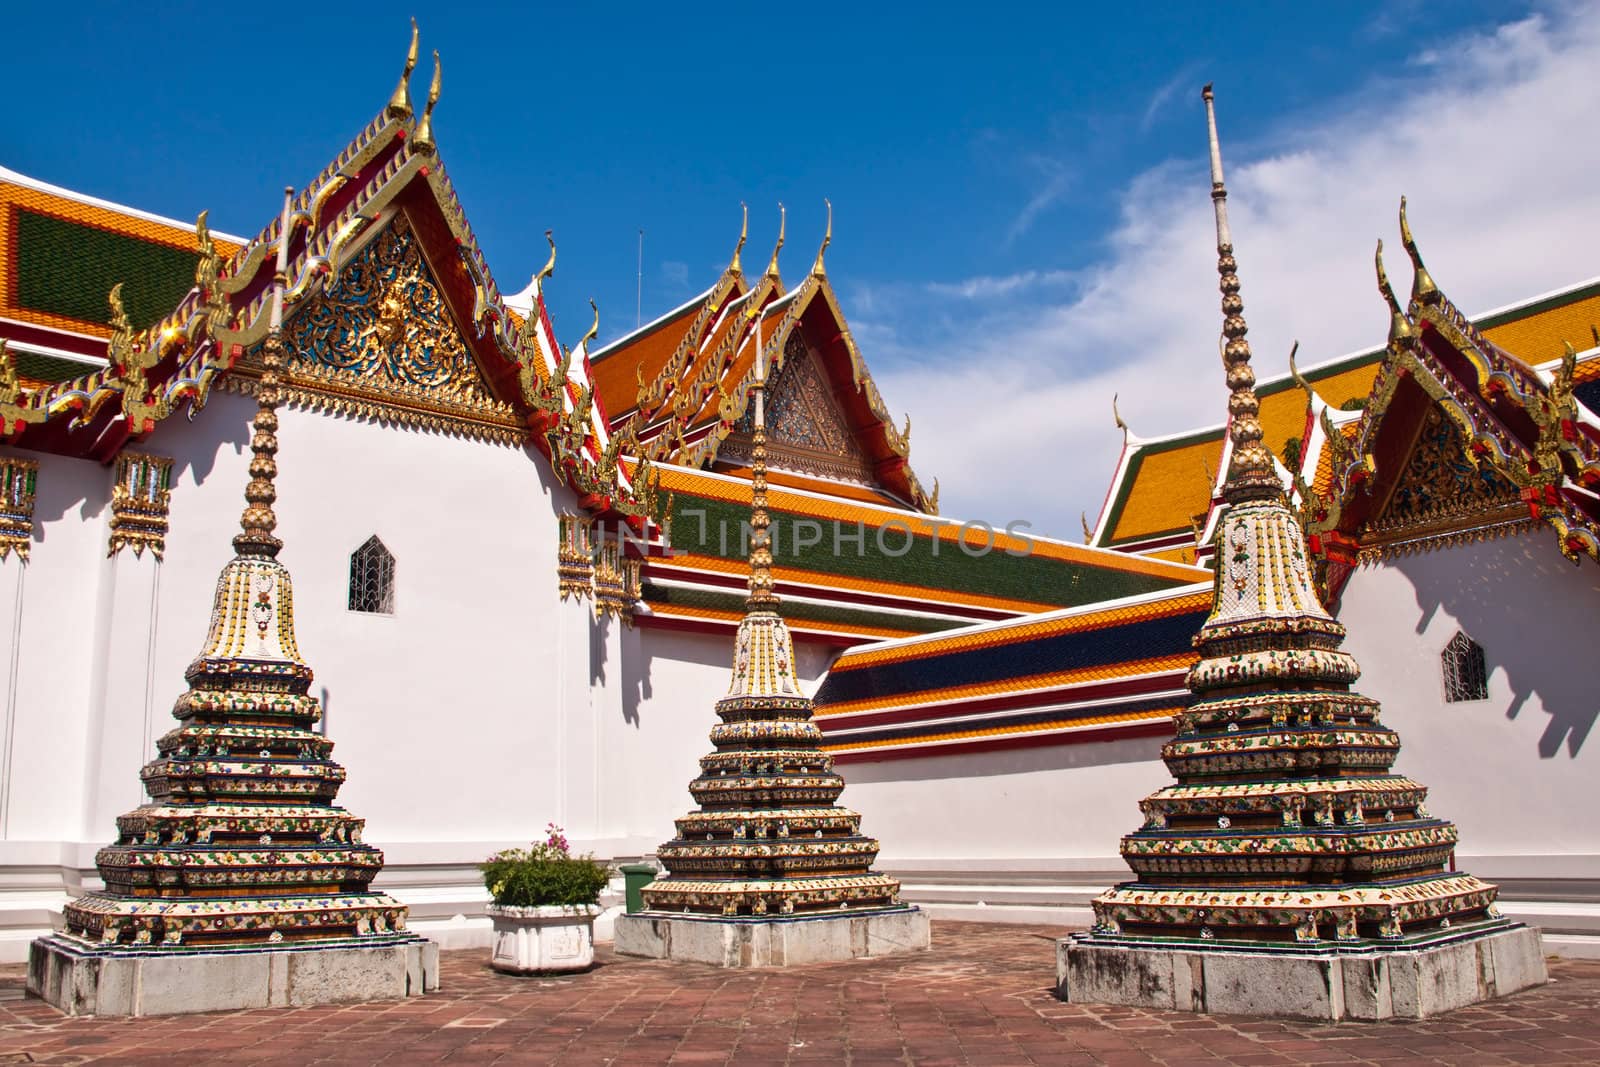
xmin=2 ymin=922 xmax=1597 ymax=1065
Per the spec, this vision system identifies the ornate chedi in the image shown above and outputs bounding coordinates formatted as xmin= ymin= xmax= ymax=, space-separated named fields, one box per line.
xmin=1059 ymin=87 xmax=1544 ymax=1021
xmin=30 ymin=190 xmax=434 ymax=1016
xmin=616 ymin=315 xmax=928 ymax=965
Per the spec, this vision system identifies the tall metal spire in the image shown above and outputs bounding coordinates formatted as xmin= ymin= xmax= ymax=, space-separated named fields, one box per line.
xmin=1202 ymin=84 xmax=1278 ymax=503
xmin=233 ymin=187 xmax=295 ymax=559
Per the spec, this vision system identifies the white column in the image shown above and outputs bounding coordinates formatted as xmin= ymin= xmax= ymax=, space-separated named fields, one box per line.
xmin=0 ymin=561 xmax=24 ymax=839
xmin=81 ymin=550 xmax=163 ymax=839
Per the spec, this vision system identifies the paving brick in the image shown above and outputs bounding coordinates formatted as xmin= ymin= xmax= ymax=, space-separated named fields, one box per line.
xmin=1 ymin=923 xmax=1595 ymax=1064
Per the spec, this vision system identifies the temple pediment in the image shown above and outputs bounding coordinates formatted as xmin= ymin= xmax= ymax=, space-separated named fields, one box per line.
xmin=262 ymin=214 xmax=521 ymax=442
xmin=721 ymin=333 xmax=871 ymax=483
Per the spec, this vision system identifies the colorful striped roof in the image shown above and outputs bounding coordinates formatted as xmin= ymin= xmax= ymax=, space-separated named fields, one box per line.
xmin=1091 ymin=275 xmax=1600 ymax=559
xmin=636 ymin=462 xmax=1209 ymax=644
xmin=812 ymin=585 xmax=1213 ymax=761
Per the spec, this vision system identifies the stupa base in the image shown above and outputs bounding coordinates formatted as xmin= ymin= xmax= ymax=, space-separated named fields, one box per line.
xmin=27 ymin=933 xmax=438 ymax=1017
xmin=1058 ymin=922 xmax=1546 ymax=1020
xmin=614 ymin=906 xmax=929 ymax=967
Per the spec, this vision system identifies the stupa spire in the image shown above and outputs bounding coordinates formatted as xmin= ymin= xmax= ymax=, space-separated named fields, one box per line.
xmin=232 ymin=187 xmax=294 ymax=559
xmin=745 ymin=302 xmax=778 ymax=612
xmin=1202 ymin=85 xmax=1277 ymax=504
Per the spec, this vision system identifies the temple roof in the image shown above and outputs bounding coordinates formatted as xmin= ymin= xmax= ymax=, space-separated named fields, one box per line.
xmin=0 ymin=38 xmax=627 ymax=513
xmin=635 ymin=460 xmax=1208 ymax=644
xmin=1092 ymin=272 xmax=1600 ymax=565
xmin=594 ymin=215 xmax=937 ymax=513
xmin=811 ymin=585 xmax=1212 ymax=761
xmin=1293 ymin=212 xmax=1600 ymax=570
xmin=0 ymin=166 xmax=246 ymax=381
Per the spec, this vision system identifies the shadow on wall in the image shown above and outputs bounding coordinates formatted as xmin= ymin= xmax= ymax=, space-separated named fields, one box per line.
xmin=840 ymin=729 xmax=1170 ymax=785
xmin=619 ymin=626 xmax=736 ymax=728
xmin=1402 ymin=533 xmax=1600 ymax=759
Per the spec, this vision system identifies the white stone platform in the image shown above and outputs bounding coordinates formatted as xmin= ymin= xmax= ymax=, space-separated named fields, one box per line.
xmin=27 ymin=934 xmax=439 ymax=1016
xmin=1058 ymin=923 xmax=1546 ymax=1020
xmin=613 ymin=907 xmax=930 ymax=967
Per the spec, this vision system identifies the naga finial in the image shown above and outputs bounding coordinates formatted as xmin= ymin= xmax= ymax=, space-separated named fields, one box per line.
xmin=765 ymin=203 xmax=786 ymax=278
xmin=387 ymin=18 xmax=421 ymax=119
xmin=811 ymin=199 xmax=832 ymax=278
xmin=537 ymin=229 xmax=557 ymax=287
xmin=1287 ymin=341 xmax=1316 ymax=405
xmin=1081 ymin=511 xmax=1093 ymax=542
xmin=1113 ymin=393 xmax=1129 ymax=442
xmin=729 ymin=203 xmax=748 ymax=276
xmin=412 ymin=50 xmax=442 ymax=154
xmin=1397 ymin=197 xmax=1439 ymax=306
xmin=1374 ymin=238 xmax=1416 ymax=348
xmin=578 ymin=298 xmax=600 ymax=354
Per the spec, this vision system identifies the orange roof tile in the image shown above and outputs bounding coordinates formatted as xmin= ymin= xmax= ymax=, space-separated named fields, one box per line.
xmin=1482 ymin=287 xmax=1600 ymax=365
xmin=588 ymin=295 xmax=709 ymax=419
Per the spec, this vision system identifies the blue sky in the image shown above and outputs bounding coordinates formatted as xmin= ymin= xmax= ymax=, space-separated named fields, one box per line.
xmin=7 ymin=1 xmax=1597 ymax=534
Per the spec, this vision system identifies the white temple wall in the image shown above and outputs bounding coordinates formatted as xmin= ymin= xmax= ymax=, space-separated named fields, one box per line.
xmin=0 ymin=450 xmax=108 ymax=843
xmin=592 ymin=625 xmax=834 ymax=854
xmin=136 ymin=393 xmax=577 ymax=849
xmin=836 ymin=735 xmax=1169 ymax=872
xmin=1337 ymin=531 xmax=1600 ymax=880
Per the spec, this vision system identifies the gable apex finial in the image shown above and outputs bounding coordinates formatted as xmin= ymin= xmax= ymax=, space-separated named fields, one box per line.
xmin=412 ymin=50 xmax=442 ymax=154
xmin=764 ymin=203 xmax=785 ymax=278
xmin=810 ymin=199 xmax=832 ymax=278
xmin=729 ymin=203 xmax=748 ymax=276
xmin=1397 ymin=196 xmax=1440 ymax=306
xmin=386 ymin=18 xmax=420 ymax=120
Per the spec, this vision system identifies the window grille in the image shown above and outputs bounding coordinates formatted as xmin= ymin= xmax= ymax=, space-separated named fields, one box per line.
xmin=348 ymin=536 xmax=395 ymax=614
xmin=1441 ymin=631 xmax=1487 ymax=703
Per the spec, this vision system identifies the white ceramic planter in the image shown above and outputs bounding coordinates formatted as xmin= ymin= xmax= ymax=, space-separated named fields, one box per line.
xmin=487 ymin=903 xmax=600 ymax=975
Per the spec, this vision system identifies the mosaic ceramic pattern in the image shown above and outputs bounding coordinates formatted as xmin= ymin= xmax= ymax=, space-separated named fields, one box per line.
xmin=59 ymin=556 xmax=411 ymax=950
xmin=1089 ymin=499 xmax=1508 ymax=945
xmin=641 ymin=607 xmax=903 ymax=916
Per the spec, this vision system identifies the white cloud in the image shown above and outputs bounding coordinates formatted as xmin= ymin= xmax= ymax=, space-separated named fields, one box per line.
xmin=660 ymin=260 xmax=690 ymax=289
xmin=868 ymin=7 xmax=1600 ymax=540
xmin=925 ymin=270 xmax=1079 ymax=301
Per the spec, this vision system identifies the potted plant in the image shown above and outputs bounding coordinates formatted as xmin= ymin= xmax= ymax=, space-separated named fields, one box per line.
xmin=481 ymin=825 xmax=612 ymax=974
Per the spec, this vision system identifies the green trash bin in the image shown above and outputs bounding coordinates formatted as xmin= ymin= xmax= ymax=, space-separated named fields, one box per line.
xmin=620 ymin=863 xmax=656 ymax=914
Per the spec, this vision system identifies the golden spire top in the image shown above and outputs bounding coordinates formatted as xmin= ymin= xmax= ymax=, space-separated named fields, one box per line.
xmin=234 ymin=187 xmax=296 ymax=559
xmin=1397 ymin=197 xmax=1439 ymax=306
xmin=387 ymin=19 xmax=421 ymax=119
xmin=1201 ymin=84 xmax=1277 ymax=504
xmin=729 ymin=203 xmax=748 ymax=276
xmin=764 ymin=203 xmax=786 ymax=278
xmin=412 ymin=50 xmax=442 ymax=154
xmin=1374 ymin=238 xmax=1417 ymax=348
xmin=810 ymin=199 xmax=832 ymax=278
xmin=536 ymin=229 xmax=557 ymax=287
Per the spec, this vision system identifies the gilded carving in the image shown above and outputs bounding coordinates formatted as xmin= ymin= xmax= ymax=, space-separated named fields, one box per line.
xmin=108 ymin=452 xmax=175 ymax=560
xmin=0 ymin=457 xmax=38 ymax=562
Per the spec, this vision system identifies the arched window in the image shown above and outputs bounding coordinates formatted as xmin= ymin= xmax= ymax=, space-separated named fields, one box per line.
xmin=348 ymin=536 xmax=395 ymax=615
xmin=1441 ymin=631 xmax=1487 ymax=703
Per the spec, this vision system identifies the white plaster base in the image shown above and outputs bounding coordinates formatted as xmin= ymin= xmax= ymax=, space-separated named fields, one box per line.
xmin=1058 ymin=924 xmax=1547 ymax=1020
xmin=26 ymin=935 xmax=439 ymax=1017
xmin=488 ymin=904 xmax=598 ymax=974
xmin=613 ymin=907 xmax=930 ymax=967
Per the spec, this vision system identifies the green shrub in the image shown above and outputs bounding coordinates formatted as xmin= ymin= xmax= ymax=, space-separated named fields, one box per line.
xmin=481 ymin=825 xmax=612 ymax=908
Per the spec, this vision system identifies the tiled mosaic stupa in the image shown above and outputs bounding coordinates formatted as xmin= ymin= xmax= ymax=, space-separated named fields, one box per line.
xmin=616 ymin=280 xmax=929 ymax=965
xmin=1059 ymin=87 xmax=1545 ymax=1020
xmin=29 ymin=191 xmax=435 ymax=1016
